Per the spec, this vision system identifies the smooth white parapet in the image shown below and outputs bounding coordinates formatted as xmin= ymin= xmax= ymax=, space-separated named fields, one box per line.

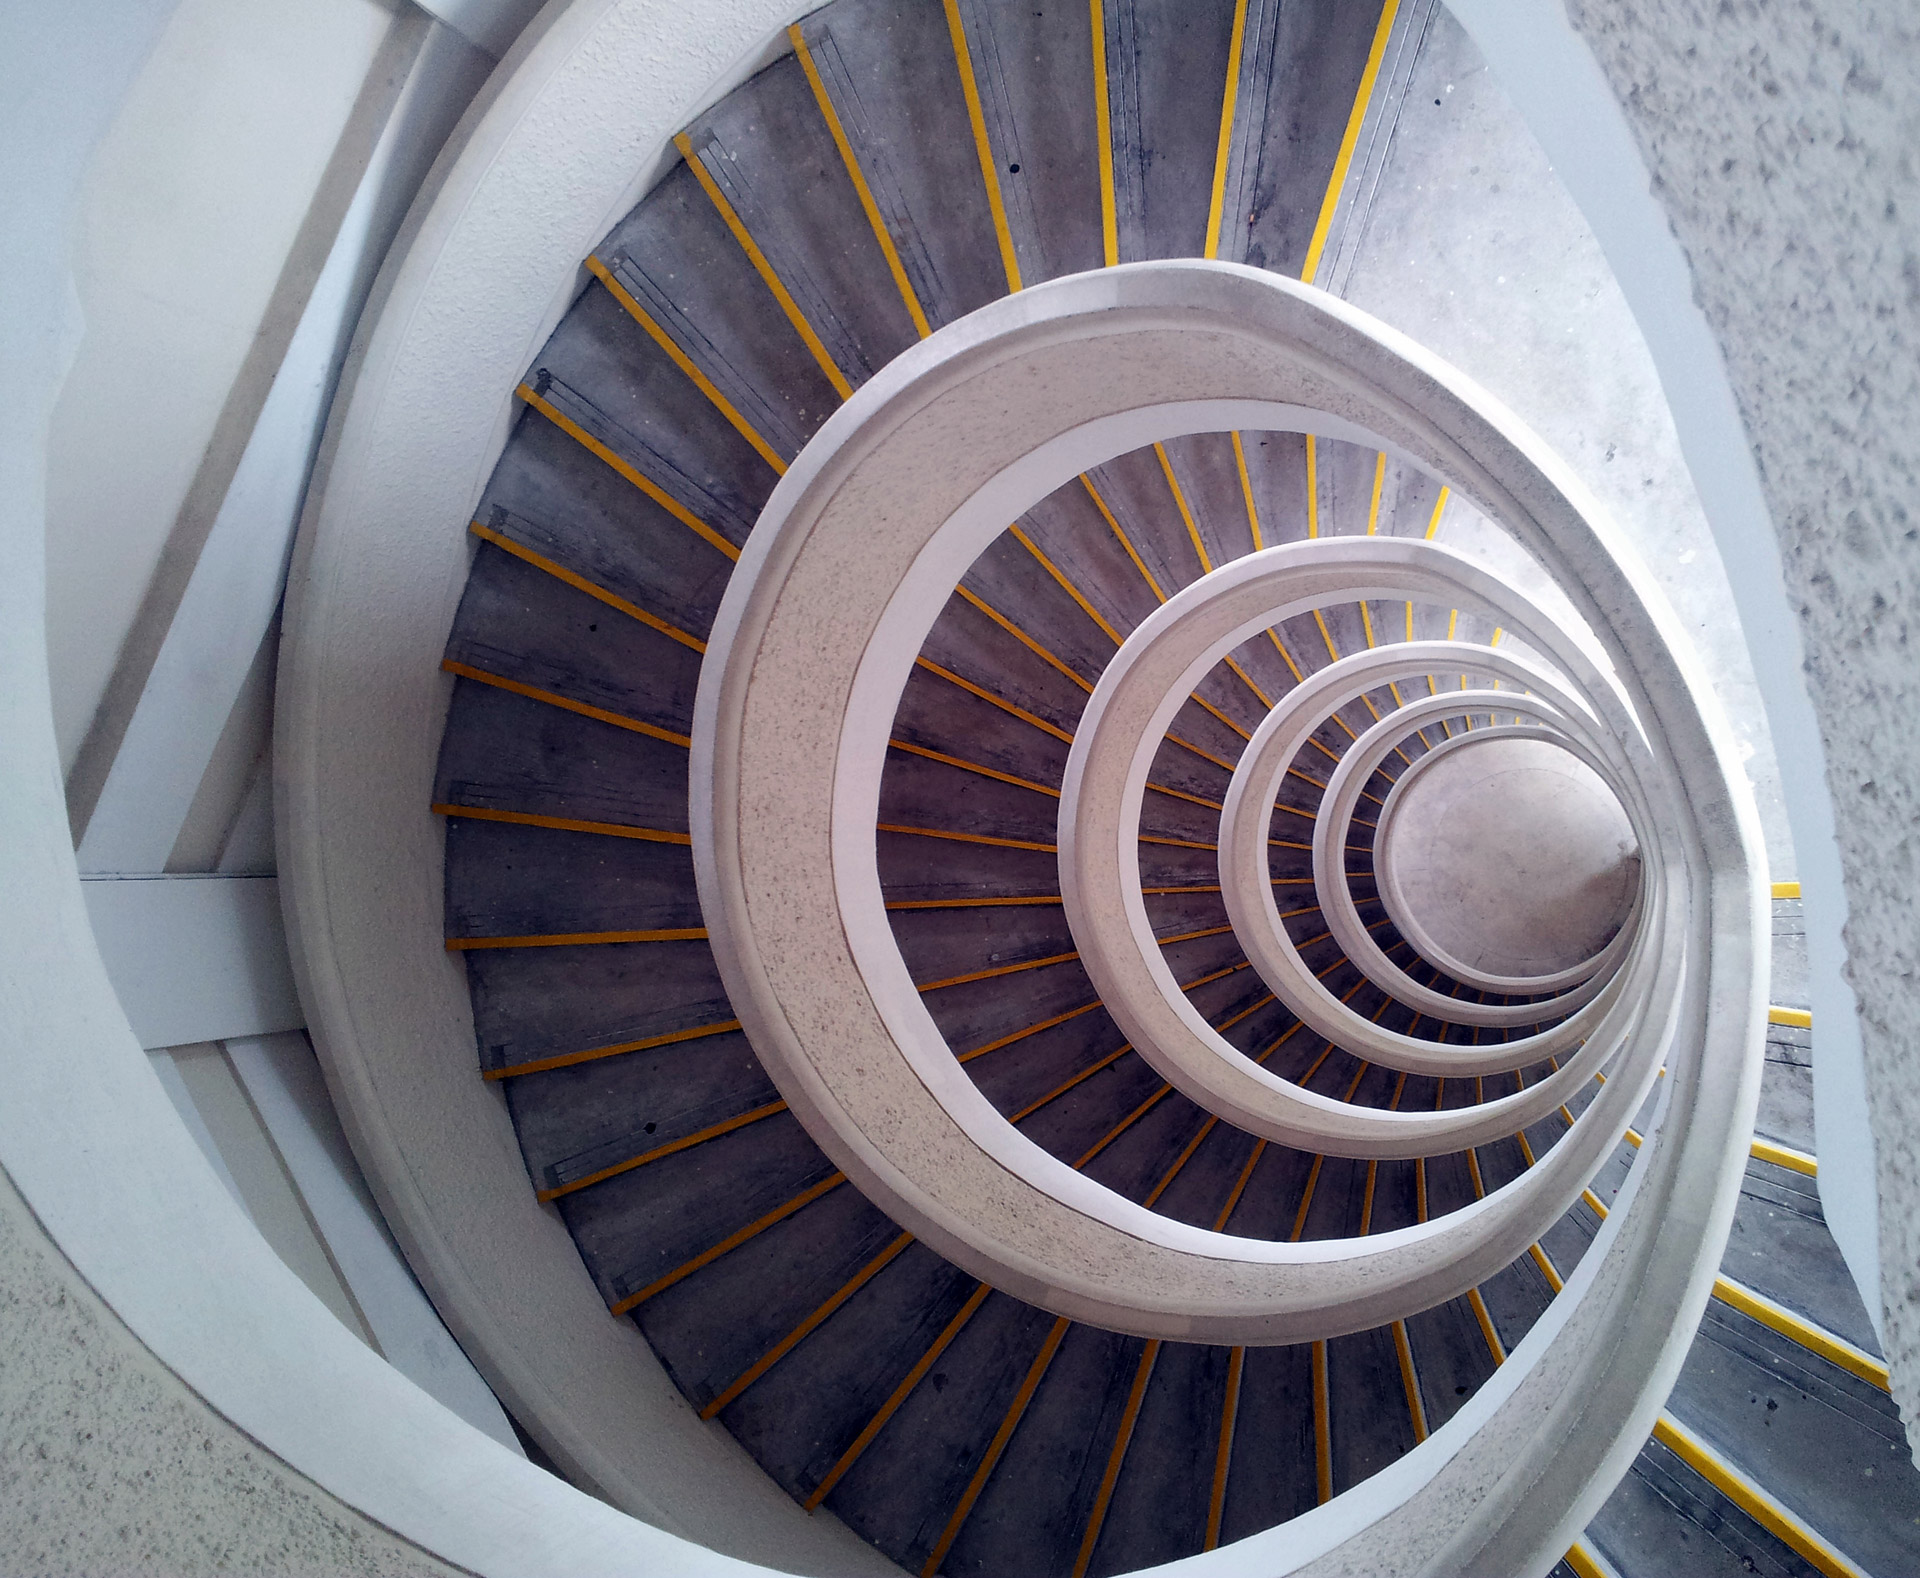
xmin=692 ymin=261 xmax=1761 ymax=1374
xmin=1212 ymin=636 xmax=1637 ymax=1035
xmin=1062 ymin=576 xmax=1661 ymax=1159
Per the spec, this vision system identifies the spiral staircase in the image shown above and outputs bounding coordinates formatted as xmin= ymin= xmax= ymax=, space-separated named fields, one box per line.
xmin=419 ymin=1 xmax=1920 ymax=1573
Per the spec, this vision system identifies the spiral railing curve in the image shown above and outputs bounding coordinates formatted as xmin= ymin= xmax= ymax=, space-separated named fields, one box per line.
xmin=693 ymin=259 xmax=1767 ymax=1563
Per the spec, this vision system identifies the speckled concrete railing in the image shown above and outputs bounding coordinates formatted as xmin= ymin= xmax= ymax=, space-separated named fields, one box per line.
xmin=691 ymin=257 xmax=1767 ymax=1571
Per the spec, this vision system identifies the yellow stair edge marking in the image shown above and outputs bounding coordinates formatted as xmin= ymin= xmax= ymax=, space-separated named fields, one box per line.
xmin=431 ymin=803 xmax=690 ymax=845
xmin=943 ymin=0 xmax=1022 ymax=293
xmin=674 ymin=131 xmax=853 ymax=398
xmin=584 ymin=255 xmax=787 ymax=471
xmin=1203 ymin=0 xmax=1253 ymax=259
xmin=1563 ymin=1540 xmax=1611 ymax=1578
xmin=1653 ymin=1413 xmax=1867 ymax=1578
xmin=1089 ymin=0 xmax=1117 ymax=266
xmin=1300 ymin=0 xmax=1401 ymax=286
xmin=469 ymin=520 xmax=707 ymax=653
xmin=441 ymin=660 xmax=691 ymax=748
xmin=1750 ymin=1134 xmax=1818 ymax=1176
xmin=517 ymin=384 xmax=740 ymax=562
xmin=790 ymin=25 xmax=932 ymax=338
xmin=1713 ymin=1274 xmax=1889 ymax=1392
xmin=447 ymin=926 xmax=706 ymax=952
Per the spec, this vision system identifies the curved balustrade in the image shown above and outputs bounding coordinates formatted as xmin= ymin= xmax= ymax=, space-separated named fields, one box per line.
xmin=696 ymin=255 xmax=1761 ymax=1389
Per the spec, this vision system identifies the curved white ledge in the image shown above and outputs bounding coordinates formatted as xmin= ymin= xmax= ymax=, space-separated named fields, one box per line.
xmin=248 ymin=0 xmax=1776 ymax=1549
xmin=1068 ymin=563 xmax=1655 ymax=1090
xmin=1370 ymin=725 xmax=1642 ymax=997
xmin=694 ymin=262 xmax=1747 ymax=1350
xmin=1309 ymin=691 xmax=1645 ymax=1028
xmin=1066 ymin=590 xmax=1662 ymax=1162
xmin=1219 ymin=639 xmax=1639 ymax=1030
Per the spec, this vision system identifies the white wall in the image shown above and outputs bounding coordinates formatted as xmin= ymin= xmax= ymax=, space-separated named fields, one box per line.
xmin=46 ymin=0 xmax=404 ymax=793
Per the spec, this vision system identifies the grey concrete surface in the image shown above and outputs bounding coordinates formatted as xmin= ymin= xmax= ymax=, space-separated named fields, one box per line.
xmin=1387 ymin=734 xmax=1637 ymax=978
xmin=1336 ymin=8 xmax=1793 ymax=877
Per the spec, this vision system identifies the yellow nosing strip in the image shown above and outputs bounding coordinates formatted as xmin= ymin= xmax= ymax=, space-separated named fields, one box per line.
xmin=1467 ymin=1287 xmax=1505 ymax=1363
xmin=1156 ymin=441 xmax=1213 ymax=573
xmin=1304 ymin=434 xmax=1320 ymax=537
xmin=1771 ymin=880 xmax=1802 ymax=899
xmin=1768 ymin=1005 xmax=1813 ymax=1029
xmin=1082 ymin=475 xmax=1166 ymax=600
xmin=485 ymin=1017 xmax=742 ymax=1081
xmin=1231 ymin=431 xmax=1264 ymax=549
xmin=674 ymin=132 xmax=853 ymax=399
xmin=878 ymin=822 xmax=1055 ymax=853
xmin=441 ymin=661 xmax=691 ymax=748
xmin=1652 ymin=1413 xmax=1867 ymax=1578
xmin=1010 ymin=522 xmax=1123 ymax=644
xmin=888 ymin=737 xmax=1060 ymax=798
xmin=431 ymin=803 xmax=691 ymax=845
xmin=953 ymin=585 xmax=1093 ymax=694
xmin=1089 ymin=0 xmax=1117 ymax=267
xmin=1713 ymin=1275 xmax=1889 ymax=1391
xmin=1585 ymin=1182 xmax=1881 ymax=1390
xmin=584 ymin=256 xmax=787 ymax=472
xmin=447 ymin=926 xmax=706 ymax=952
xmin=943 ymin=0 xmax=1021 ymax=293
xmin=789 ymin=26 xmax=931 ymax=338
xmin=916 ymin=656 xmax=1074 ymax=743
xmin=517 ymin=384 xmax=740 ymax=562
xmin=1563 ymin=1541 xmax=1613 ymax=1578
xmin=1299 ymin=0 xmax=1401 ymax=286
xmin=1203 ymin=0 xmax=1252 ymax=259
xmin=469 ymin=520 xmax=707 ymax=653
xmin=1750 ymin=1135 xmax=1818 ymax=1176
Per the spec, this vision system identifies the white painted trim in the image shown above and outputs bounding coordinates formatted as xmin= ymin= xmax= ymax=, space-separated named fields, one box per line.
xmin=412 ymin=0 xmax=545 ymax=59
xmin=81 ymin=876 xmax=304 ymax=1048
xmin=224 ymin=1031 xmax=524 ymax=1454
xmin=76 ymin=21 xmax=488 ymax=876
xmin=274 ymin=0 xmax=902 ymax=1566
xmin=238 ymin=0 xmax=1776 ymax=1569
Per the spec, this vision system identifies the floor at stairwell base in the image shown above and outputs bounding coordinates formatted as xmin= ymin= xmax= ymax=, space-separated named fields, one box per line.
xmin=1379 ymin=734 xmax=1637 ymax=978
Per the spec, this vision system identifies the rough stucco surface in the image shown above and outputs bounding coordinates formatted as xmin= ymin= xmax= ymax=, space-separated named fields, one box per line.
xmin=1564 ymin=0 xmax=1920 ymax=1444
xmin=0 ymin=1163 xmax=469 ymax=1578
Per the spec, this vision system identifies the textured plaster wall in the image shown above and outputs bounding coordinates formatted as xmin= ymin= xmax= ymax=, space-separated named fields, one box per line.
xmin=1564 ymin=0 xmax=1920 ymax=1437
xmin=0 ymin=1164 xmax=465 ymax=1577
